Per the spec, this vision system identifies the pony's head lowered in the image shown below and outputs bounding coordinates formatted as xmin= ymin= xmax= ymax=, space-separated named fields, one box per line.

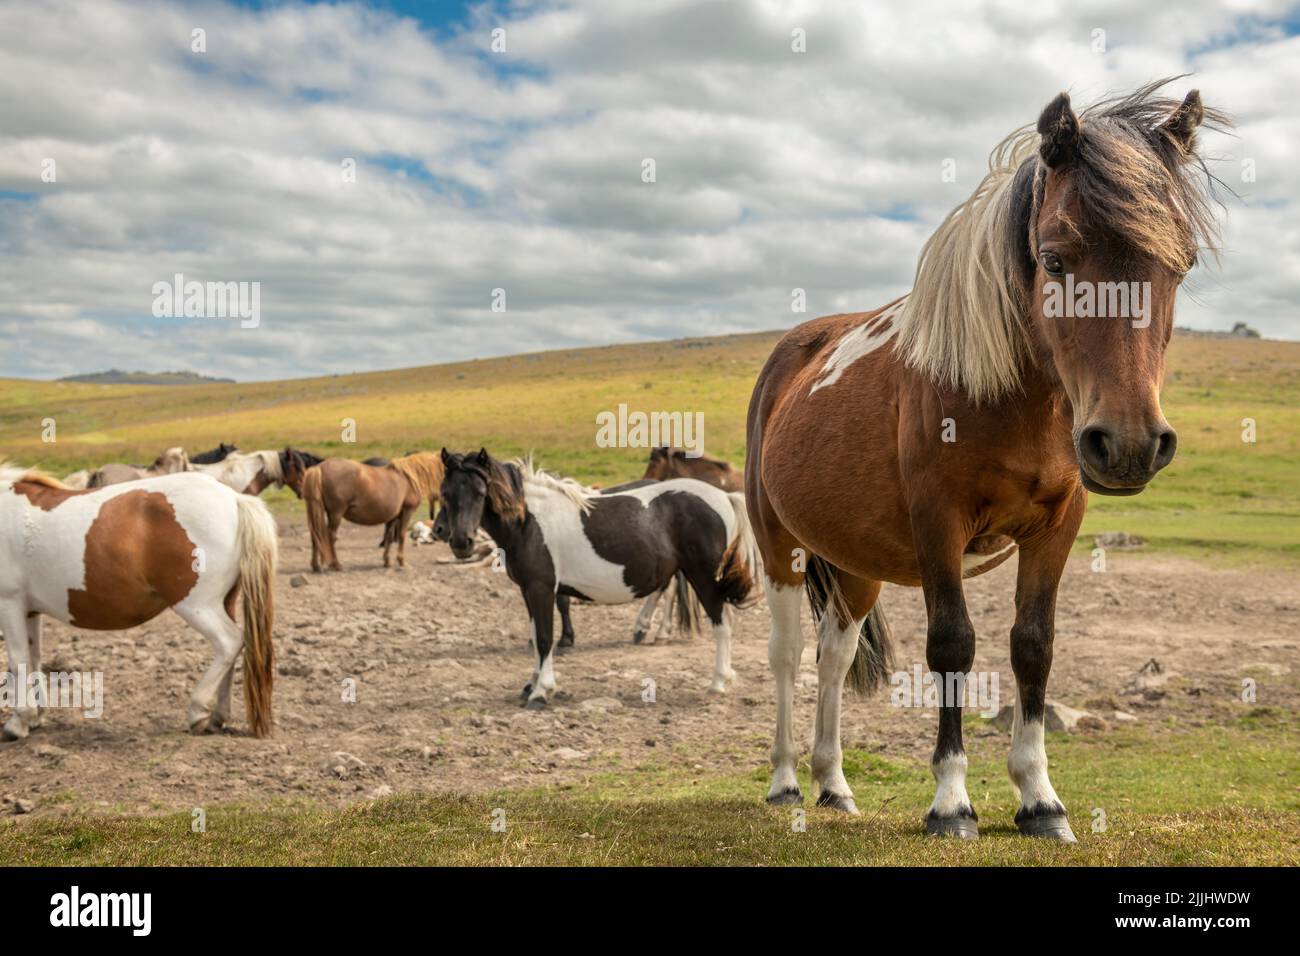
xmin=436 ymin=448 xmax=524 ymax=558
xmin=898 ymin=78 xmax=1229 ymax=495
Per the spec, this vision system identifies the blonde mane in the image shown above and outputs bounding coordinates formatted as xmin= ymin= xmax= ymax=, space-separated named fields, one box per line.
xmin=893 ymin=78 xmax=1228 ymax=406
xmin=513 ymin=455 xmax=595 ymax=514
xmin=389 ymin=452 xmax=445 ymax=501
xmin=893 ymin=127 xmax=1039 ymax=405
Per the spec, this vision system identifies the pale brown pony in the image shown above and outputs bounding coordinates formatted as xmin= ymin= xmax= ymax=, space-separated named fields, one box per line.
xmin=642 ymin=447 xmax=743 ymax=492
xmin=301 ymin=452 xmax=443 ymax=572
xmin=746 ymin=80 xmax=1227 ymax=841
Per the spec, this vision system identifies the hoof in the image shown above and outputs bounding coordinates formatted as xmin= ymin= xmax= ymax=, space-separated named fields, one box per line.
xmin=189 ymin=717 xmax=212 ymax=736
xmin=1 ymin=720 xmax=28 ymax=742
xmin=523 ymin=698 xmax=547 ymax=711
xmin=816 ymin=791 xmax=859 ymax=815
xmin=558 ymin=635 xmax=574 ymax=649
xmin=519 ymin=683 xmax=533 ymax=700
xmin=766 ymin=787 xmax=803 ymax=807
xmin=632 ymin=629 xmax=646 ymax=645
xmin=926 ymin=814 xmax=980 ymax=839
xmin=707 ymin=681 xmax=727 ymax=694
xmin=1018 ymin=814 xmax=1077 ymax=843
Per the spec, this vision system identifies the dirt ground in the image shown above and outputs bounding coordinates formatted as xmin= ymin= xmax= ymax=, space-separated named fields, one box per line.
xmin=3 ymin=519 xmax=1298 ymax=817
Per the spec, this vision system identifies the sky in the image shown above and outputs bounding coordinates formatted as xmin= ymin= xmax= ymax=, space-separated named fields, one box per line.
xmin=0 ymin=0 xmax=1297 ymax=381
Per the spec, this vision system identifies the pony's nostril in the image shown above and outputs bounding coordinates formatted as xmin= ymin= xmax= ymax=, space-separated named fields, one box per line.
xmin=1153 ymin=428 xmax=1178 ymax=470
xmin=1080 ymin=426 xmax=1114 ymax=471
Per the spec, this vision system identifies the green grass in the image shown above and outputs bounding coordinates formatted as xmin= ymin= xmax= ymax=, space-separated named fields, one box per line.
xmin=2 ymin=330 xmax=1297 ymax=562
xmin=3 ymin=720 xmax=1294 ymax=866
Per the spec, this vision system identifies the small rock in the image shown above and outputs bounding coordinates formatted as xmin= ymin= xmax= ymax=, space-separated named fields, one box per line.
xmin=1093 ymin=532 xmax=1146 ymax=550
xmin=549 ymin=747 xmax=587 ymax=761
xmin=14 ymin=799 xmax=34 ymax=814
xmin=369 ymin=785 xmax=393 ymax=799
xmin=578 ymin=697 xmax=623 ymax=712
xmin=289 ymin=574 xmax=309 ymax=588
xmin=1112 ymin=710 xmax=1139 ymax=724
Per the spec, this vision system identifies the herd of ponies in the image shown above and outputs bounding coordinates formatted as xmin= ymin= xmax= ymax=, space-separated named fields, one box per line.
xmin=4 ymin=81 xmax=1221 ymax=842
xmin=0 ymin=441 xmax=755 ymax=745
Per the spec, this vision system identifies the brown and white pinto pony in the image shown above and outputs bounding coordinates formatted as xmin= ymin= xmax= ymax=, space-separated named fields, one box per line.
xmin=746 ymin=81 xmax=1226 ymax=840
xmin=642 ymin=447 xmax=743 ymax=492
xmin=0 ymin=466 xmax=277 ymax=739
xmin=301 ymin=452 xmax=443 ymax=571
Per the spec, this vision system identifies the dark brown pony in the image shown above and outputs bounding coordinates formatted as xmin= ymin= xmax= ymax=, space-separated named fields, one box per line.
xmin=746 ymin=80 xmax=1226 ymax=841
xmin=642 ymin=447 xmax=742 ymax=492
xmin=301 ymin=452 xmax=443 ymax=572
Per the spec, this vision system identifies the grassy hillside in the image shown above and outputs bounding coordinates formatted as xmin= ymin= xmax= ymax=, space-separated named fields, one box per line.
xmin=1 ymin=330 xmax=1297 ymax=564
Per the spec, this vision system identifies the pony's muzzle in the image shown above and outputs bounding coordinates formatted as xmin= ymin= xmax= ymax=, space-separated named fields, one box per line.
xmin=448 ymin=534 xmax=474 ymax=558
xmin=1076 ymin=422 xmax=1177 ymax=495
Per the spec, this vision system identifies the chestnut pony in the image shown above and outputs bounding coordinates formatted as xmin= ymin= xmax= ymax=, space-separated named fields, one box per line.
xmin=301 ymin=452 xmax=443 ymax=571
xmin=746 ymin=81 xmax=1227 ymax=840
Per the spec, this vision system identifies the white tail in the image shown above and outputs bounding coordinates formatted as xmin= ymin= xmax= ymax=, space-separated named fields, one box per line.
xmin=234 ymin=495 xmax=278 ymax=737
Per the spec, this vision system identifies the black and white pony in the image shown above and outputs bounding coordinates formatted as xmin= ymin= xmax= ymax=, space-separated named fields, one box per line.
xmin=435 ymin=449 xmax=762 ymax=707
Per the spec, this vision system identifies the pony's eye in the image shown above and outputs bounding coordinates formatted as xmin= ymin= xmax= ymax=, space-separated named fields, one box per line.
xmin=1039 ymin=252 xmax=1065 ymax=277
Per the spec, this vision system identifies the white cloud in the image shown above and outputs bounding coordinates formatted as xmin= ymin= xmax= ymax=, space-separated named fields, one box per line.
xmin=0 ymin=0 xmax=1296 ymax=380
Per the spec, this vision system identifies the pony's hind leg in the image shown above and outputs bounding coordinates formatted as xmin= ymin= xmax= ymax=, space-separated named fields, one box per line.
xmin=25 ymin=615 xmax=44 ymax=729
xmin=174 ymin=603 xmax=243 ymax=735
xmin=631 ymin=589 xmax=662 ymax=644
xmin=764 ymin=576 xmax=804 ymax=804
xmin=1 ymin=603 xmax=36 ymax=740
xmin=810 ymin=572 xmax=883 ymax=815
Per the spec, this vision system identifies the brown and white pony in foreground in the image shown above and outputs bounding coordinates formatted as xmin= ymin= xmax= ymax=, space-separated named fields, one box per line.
xmin=301 ymin=452 xmax=443 ymax=571
xmin=746 ymin=80 xmax=1226 ymax=840
xmin=0 ymin=466 xmax=277 ymax=739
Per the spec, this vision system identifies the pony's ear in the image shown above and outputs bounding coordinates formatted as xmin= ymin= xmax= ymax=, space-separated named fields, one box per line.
xmin=649 ymin=447 xmax=665 ymax=461
xmin=440 ymin=447 xmax=452 ymax=465
xmin=1159 ymin=89 xmax=1204 ymax=154
xmin=1037 ymin=92 xmax=1080 ymax=168
xmin=476 ymin=448 xmax=490 ymax=466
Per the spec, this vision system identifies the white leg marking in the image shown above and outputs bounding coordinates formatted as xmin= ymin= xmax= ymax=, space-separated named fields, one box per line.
xmin=1008 ymin=696 xmax=1064 ymax=812
xmin=175 ymin=605 xmax=243 ymax=733
xmin=2 ymin=602 xmax=34 ymax=739
xmin=633 ymin=590 xmax=661 ymax=643
xmin=765 ymin=577 xmax=804 ymax=802
xmin=928 ymin=752 xmax=973 ymax=819
xmin=811 ymin=611 xmax=861 ymax=813
xmin=707 ymin=618 xmax=735 ymax=693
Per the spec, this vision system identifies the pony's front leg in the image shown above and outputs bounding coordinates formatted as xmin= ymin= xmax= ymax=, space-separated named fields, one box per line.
xmin=916 ymin=526 xmax=979 ymax=838
xmin=1008 ymin=517 xmax=1081 ymax=842
xmin=522 ymin=584 xmax=558 ymax=709
xmin=1 ymin=604 xmax=35 ymax=740
xmin=555 ymin=594 xmax=575 ymax=649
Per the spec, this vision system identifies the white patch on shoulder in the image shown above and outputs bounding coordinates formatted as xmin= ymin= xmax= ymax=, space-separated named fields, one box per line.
xmin=809 ymin=299 xmax=906 ymax=394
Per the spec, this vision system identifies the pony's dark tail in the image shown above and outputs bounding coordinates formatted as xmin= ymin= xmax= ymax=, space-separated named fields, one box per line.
xmin=670 ymin=571 xmax=702 ymax=636
xmin=804 ymin=554 xmax=894 ymax=695
xmin=714 ymin=492 xmax=762 ymax=607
